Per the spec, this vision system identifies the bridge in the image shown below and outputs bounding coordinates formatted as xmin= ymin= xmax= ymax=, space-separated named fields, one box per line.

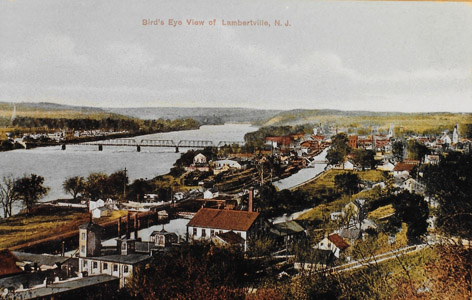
xmin=65 ymin=139 xmax=245 ymax=152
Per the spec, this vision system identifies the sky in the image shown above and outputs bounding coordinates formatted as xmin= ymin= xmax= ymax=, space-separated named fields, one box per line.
xmin=1 ymin=0 xmax=471 ymax=112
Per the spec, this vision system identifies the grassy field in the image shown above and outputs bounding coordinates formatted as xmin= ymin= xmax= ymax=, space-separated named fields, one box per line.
xmin=0 ymin=208 xmax=128 ymax=249
xmin=296 ymin=169 xmax=387 ymax=223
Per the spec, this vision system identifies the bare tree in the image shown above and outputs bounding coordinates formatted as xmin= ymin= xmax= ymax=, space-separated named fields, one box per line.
xmin=0 ymin=175 xmax=19 ymax=218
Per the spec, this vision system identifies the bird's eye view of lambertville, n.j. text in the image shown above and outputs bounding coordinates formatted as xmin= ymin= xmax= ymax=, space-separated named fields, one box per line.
xmin=1 ymin=0 xmax=472 ymax=299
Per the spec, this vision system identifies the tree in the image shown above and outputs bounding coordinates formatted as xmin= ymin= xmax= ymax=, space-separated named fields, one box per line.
xmin=352 ymin=149 xmax=377 ymax=170
xmin=0 ymin=175 xmax=19 ymax=218
xmin=127 ymin=178 xmax=152 ymax=202
xmin=84 ymin=173 xmax=109 ymax=201
xmin=13 ymin=174 xmax=49 ymax=213
xmin=423 ymin=152 xmax=472 ymax=238
xmin=407 ymin=139 xmax=429 ymax=161
xmin=327 ymin=133 xmax=351 ymax=166
xmin=334 ymin=172 xmax=361 ymax=195
xmin=107 ymin=169 xmax=129 ymax=199
xmin=392 ymin=140 xmax=405 ymax=161
xmin=63 ymin=176 xmax=86 ymax=201
xmin=126 ymin=244 xmax=247 ymax=300
xmin=390 ymin=191 xmax=429 ymax=243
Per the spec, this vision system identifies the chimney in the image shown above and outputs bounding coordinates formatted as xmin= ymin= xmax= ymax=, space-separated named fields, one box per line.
xmin=248 ymin=188 xmax=253 ymax=212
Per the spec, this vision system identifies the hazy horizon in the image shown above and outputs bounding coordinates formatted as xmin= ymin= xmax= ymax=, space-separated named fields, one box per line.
xmin=1 ymin=1 xmax=471 ymax=112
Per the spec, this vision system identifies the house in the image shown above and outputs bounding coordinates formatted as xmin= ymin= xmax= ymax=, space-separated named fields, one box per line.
xmin=377 ymin=161 xmax=395 ymax=171
xmin=12 ymin=251 xmax=76 ymax=274
xmin=212 ymin=231 xmax=245 ymax=250
xmin=77 ymin=221 xmax=150 ymax=288
xmin=214 ymin=159 xmax=242 ymax=170
xmin=269 ymin=220 xmax=306 ymax=248
xmin=313 ymin=234 xmax=350 ymax=258
xmin=0 ymin=273 xmax=119 ymax=300
xmin=186 ymin=153 xmax=210 ymax=172
xmin=187 ymin=208 xmax=263 ymax=251
xmin=424 ymin=154 xmax=440 ymax=164
xmin=348 ymin=135 xmax=358 ymax=149
xmin=203 ymin=189 xmax=219 ymax=199
xmin=149 ymin=228 xmax=178 ymax=248
xmin=393 ymin=162 xmax=416 ymax=176
xmin=92 ymin=206 xmax=112 ymax=219
xmin=399 ymin=178 xmax=425 ymax=194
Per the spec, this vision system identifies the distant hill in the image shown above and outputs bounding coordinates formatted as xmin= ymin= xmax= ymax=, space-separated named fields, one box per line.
xmin=0 ymin=102 xmax=107 ymax=113
xmin=104 ymin=107 xmax=282 ymax=125
xmin=263 ymin=109 xmax=471 ymax=134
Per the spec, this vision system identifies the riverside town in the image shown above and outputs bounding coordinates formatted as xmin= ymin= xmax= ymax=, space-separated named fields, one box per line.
xmin=1 ymin=103 xmax=472 ymax=299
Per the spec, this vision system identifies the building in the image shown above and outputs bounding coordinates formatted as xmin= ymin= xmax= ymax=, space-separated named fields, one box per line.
xmin=212 ymin=231 xmax=245 ymax=250
xmin=149 ymin=228 xmax=178 ymax=248
xmin=77 ymin=221 xmax=150 ymax=288
xmin=348 ymin=135 xmax=358 ymax=149
xmin=187 ymin=208 xmax=263 ymax=251
xmin=269 ymin=220 xmax=306 ymax=248
xmin=313 ymin=234 xmax=350 ymax=258
xmin=393 ymin=162 xmax=416 ymax=177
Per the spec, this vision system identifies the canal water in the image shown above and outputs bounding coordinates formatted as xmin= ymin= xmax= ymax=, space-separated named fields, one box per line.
xmin=0 ymin=124 xmax=256 ymax=215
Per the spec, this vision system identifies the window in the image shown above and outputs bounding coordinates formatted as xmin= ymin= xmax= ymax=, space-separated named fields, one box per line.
xmin=193 ymin=228 xmax=197 ymax=236
xmin=81 ymin=245 xmax=85 ymax=253
xmin=113 ymin=265 xmax=118 ymax=272
xmin=93 ymin=261 xmax=97 ymax=269
xmin=210 ymin=230 xmax=214 ymax=236
xmin=81 ymin=232 xmax=86 ymax=240
xmin=103 ymin=263 xmax=108 ymax=270
xmin=83 ymin=260 xmax=87 ymax=267
xmin=124 ymin=266 xmax=129 ymax=273
xmin=202 ymin=229 xmax=206 ymax=237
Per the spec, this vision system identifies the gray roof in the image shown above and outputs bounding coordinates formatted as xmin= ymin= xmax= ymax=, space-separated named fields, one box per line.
xmin=270 ymin=220 xmax=305 ymax=237
xmin=5 ymin=275 xmax=118 ymax=300
xmin=12 ymin=251 xmax=72 ymax=267
xmin=87 ymin=253 xmax=150 ymax=264
xmin=0 ymin=273 xmax=45 ymax=290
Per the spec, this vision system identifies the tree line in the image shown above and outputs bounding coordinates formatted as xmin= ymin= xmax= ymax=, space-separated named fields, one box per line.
xmin=8 ymin=117 xmax=199 ymax=136
xmin=0 ymin=174 xmax=49 ymax=217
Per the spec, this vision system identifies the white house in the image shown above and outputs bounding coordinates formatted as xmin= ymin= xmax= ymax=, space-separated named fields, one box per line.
xmin=187 ymin=208 xmax=262 ymax=251
xmin=313 ymin=234 xmax=350 ymax=258
xmin=214 ymin=159 xmax=241 ymax=169
xmin=193 ymin=153 xmax=207 ymax=164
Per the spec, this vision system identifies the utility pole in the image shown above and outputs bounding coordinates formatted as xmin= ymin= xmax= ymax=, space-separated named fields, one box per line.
xmin=123 ymin=167 xmax=127 ymax=200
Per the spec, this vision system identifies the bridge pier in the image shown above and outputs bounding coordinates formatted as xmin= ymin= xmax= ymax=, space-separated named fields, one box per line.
xmin=98 ymin=144 xmax=103 ymax=151
xmin=175 ymin=146 xmax=179 ymax=153
xmin=61 ymin=144 xmax=66 ymax=150
xmin=137 ymin=145 xmax=141 ymax=152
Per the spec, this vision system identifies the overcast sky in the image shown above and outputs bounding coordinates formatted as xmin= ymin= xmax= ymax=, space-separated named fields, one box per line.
xmin=1 ymin=0 xmax=471 ymax=112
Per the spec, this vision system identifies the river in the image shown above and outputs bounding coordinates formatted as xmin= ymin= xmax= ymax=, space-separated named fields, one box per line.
xmin=0 ymin=123 xmax=256 ymax=215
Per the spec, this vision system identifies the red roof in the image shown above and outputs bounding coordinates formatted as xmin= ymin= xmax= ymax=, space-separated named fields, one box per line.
xmin=328 ymin=234 xmax=350 ymax=250
xmin=0 ymin=249 xmax=22 ymax=277
xmin=394 ymin=163 xmax=416 ymax=172
xmin=188 ymin=208 xmax=260 ymax=231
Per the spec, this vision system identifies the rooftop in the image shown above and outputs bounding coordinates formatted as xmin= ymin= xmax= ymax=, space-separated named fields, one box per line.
xmin=187 ymin=208 xmax=260 ymax=231
xmin=86 ymin=254 xmax=151 ymax=264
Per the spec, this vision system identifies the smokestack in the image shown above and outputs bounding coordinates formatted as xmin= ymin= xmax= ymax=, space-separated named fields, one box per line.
xmin=126 ymin=211 xmax=130 ymax=239
xmin=248 ymin=188 xmax=253 ymax=212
